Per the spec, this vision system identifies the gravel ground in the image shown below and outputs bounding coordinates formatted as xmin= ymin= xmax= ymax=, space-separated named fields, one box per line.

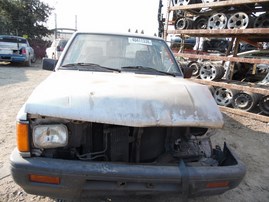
xmin=0 ymin=61 xmax=268 ymax=202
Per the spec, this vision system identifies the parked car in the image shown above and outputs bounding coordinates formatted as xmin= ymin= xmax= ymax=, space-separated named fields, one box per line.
xmin=45 ymin=38 xmax=68 ymax=60
xmin=0 ymin=35 xmax=35 ymax=66
xmin=10 ymin=32 xmax=245 ymax=200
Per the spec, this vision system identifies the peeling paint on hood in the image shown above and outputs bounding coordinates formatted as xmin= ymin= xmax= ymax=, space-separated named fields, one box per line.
xmin=23 ymin=71 xmax=224 ymax=128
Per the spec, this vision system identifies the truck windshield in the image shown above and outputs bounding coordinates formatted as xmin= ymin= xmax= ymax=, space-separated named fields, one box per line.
xmin=61 ymin=33 xmax=182 ymax=76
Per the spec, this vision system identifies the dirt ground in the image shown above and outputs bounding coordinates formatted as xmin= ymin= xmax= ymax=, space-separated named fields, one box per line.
xmin=0 ymin=62 xmax=268 ymax=202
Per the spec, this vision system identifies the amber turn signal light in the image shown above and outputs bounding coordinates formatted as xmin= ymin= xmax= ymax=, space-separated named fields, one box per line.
xmin=16 ymin=122 xmax=30 ymax=152
xmin=29 ymin=174 xmax=60 ymax=184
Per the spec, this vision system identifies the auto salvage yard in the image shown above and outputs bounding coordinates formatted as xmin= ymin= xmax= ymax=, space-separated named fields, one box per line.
xmin=0 ymin=62 xmax=268 ymax=202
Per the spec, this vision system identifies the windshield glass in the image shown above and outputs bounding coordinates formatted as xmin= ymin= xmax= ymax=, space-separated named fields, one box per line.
xmin=61 ymin=33 xmax=182 ymax=76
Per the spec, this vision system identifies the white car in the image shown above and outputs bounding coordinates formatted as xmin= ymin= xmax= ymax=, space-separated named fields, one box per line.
xmin=45 ymin=38 xmax=68 ymax=60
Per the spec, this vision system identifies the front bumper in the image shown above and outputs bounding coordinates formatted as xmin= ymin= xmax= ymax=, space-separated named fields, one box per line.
xmin=10 ymin=144 xmax=246 ymax=199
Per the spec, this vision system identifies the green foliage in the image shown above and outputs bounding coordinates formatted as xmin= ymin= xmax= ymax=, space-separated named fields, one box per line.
xmin=0 ymin=0 xmax=54 ymax=39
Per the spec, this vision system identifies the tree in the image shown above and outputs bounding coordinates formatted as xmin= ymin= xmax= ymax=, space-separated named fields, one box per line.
xmin=0 ymin=0 xmax=53 ymax=39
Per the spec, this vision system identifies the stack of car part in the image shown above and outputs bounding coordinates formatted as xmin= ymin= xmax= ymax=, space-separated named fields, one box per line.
xmin=207 ymin=13 xmax=228 ymax=29
xmin=187 ymin=60 xmax=266 ymax=113
xmin=172 ymin=0 xmax=200 ymax=6
xmin=193 ymin=16 xmax=208 ymax=29
xmin=171 ymin=1 xmax=269 ymax=116
xmin=188 ymin=61 xmax=201 ymax=77
xmin=212 ymin=88 xmax=263 ymax=112
xmin=175 ymin=17 xmax=193 ymax=29
xmin=227 ymin=12 xmax=252 ymax=29
xmin=199 ymin=62 xmax=225 ymax=81
xmin=213 ymin=88 xmax=238 ymax=106
xmin=232 ymin=92 xmax=260 ymax=111
xmin=175 ymin=13 xmax=262 ymax=30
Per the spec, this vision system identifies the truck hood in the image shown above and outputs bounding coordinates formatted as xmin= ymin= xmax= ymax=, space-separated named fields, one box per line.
xmin=23 ymin=71 xmax=223 ymax=128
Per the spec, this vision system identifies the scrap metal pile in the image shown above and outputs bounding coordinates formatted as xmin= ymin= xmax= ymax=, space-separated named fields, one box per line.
xmin=169 ymin=0 xmax=269 ymax=116
xmin=172 ymin=0 xmax=269 ymax=30
xmin=180 ymin=59 xmax=269 ymax=115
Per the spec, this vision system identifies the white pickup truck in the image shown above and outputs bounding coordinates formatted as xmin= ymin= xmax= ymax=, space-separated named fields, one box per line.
xmin=10 ymin=32 xmax=245 ymax=200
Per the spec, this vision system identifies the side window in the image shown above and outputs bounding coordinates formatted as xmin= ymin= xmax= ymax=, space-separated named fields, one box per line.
xmin=62 ymin=39 xmax=84 ymax=64
xmin=161 ymin=47 xmax=177 ymax=72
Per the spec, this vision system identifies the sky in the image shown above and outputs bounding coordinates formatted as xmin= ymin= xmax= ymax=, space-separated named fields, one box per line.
xmin=42 ymin=0 xmax=162 ymax=35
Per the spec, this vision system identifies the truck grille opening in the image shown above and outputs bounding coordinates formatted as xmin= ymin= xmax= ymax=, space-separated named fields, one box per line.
xmin=31 ymin=119 xmax=217 ymax=165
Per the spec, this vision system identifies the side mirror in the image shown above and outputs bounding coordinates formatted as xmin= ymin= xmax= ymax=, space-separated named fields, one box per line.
xmin=42 ymin=58 xmax=57 ymax=71
xmin=181 ymin=65 xmax=193 ymax=79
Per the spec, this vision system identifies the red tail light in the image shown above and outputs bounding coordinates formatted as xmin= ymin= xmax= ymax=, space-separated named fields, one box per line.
xmin=21 ymin=48 xmax=27 ymax=55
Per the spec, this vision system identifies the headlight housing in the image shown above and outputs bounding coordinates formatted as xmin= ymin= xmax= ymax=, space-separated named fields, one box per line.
xmin=33 ymin=124 xmax=68 ymax=149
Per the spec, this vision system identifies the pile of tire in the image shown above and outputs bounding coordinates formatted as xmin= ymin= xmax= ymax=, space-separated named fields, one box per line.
xmin=175 ymin=12 xmax=269 ymax=30
xmin=187 ymin=61 xmax=225 ymax=81
xmin=186 ymin=61 xmax=269 ymax=115
xmin=173 ymin=1 xmax=269 ymax=116
xmin=174 ymin=9 xmax=269 ymax=30
xmin=172 ymin=0 xmax=221 ymax=6
xmin=209 ymin=87 xmax=268 ymax=115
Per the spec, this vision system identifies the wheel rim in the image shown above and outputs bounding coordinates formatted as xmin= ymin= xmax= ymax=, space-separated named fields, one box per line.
xmin=199 ymin=63 xmax=224 ymax=81
xmin=175 ymin=18 xmax=186 ymax=29
xmin=259 ymin=95 xmax=269 ymax=115
xmin=175 ymin=18 xmax=192 ymax=29
xmin=232 ymin=92 xmax=259 ymax=111
xmin=208 ymin=13 xmax=227 ymax=29
xmin=188 ymin=62 xmax=200 ymax=76
xmin=200 ymin=64 xmax=217 ymax=80
xmin=228 ymin=12 xmax=250 ymax=29
xmin=254 ymin=13 xmax=269 ymax=28
xmin=214 ymin=88 xmax=236 ymax=106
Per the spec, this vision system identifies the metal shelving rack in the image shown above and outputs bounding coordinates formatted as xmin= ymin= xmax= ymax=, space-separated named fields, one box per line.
xmin=163 ymin=0 xmax=269 ymax=121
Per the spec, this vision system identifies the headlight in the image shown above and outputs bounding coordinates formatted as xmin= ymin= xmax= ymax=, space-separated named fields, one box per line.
xmin=33 ymin=124 xmax=68 ymax=149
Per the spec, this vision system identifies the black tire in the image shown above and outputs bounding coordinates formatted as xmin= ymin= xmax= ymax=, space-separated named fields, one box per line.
xmin=193 ymin=16 xmax=208 ymax=29
xmin=259 ymin=95 xmax=269 ymax=115
xmin=188 ymin=61 xmax=200 ymax=77
xmin=199 ymin=63 xmax=225 ymax=81
xmin=232 ymin=92 xmax=260 ymax=111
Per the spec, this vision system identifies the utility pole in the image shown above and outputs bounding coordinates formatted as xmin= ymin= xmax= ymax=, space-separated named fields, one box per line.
xmin=75 ymin=15 xmax=77 ymax=31
xmin=54 ymin=13 xmax=57 ymax=39
xmin=158 ymin=0 xmax=164 ymax=38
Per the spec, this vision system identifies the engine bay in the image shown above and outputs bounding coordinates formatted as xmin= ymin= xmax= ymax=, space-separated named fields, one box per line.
xmin=30 ymin=118 xmax=220 ymax=166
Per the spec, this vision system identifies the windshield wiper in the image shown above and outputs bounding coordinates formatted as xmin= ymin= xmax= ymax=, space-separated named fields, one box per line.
xmin=61 ymin=63 xmax=121 ymax=72
xmin=121 ymin=66 xmax=176 ymax=77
